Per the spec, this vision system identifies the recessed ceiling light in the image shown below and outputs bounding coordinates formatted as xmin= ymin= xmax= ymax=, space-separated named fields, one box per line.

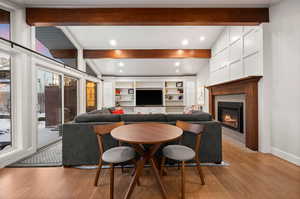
xmin=119 ymin=69 xmax=123 ymax=73
xmin=177 ymin=50 xmax=184 ymax=55
xmin=181 ymin=39 xmax=189 ymax=46
xmin=176 ymin=69 xmax=180 ymax=73
xmin=115 ymin=50 xmax=122 ymax=55
xmin=200 ymin=36 xmax=205 ymax=41
xmin=119 ymin=62 xmax=124 ymax=67
xmin=175 ymin=62 xmax=180 ymax=67
xmin=110 ymin=39 xmax=117 ymax=46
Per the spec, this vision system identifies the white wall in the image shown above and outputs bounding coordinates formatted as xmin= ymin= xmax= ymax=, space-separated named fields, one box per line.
xmin=208 ymin=25 xmax=263 ymax=85
xmin=263 ymin=0 xmax=300 ymax=165
xmin=196 ymin=64 xmax=209 ymax=112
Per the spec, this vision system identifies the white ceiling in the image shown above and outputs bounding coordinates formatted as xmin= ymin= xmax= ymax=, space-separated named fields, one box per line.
xmin=67 ymin=26 xmax=224 ymax=50
xmin=88 ymin=58 xmax=209 ymax=76
xmin=12 ymin=0 xmax=280 ymax=7
xmin=67 ymin=26 xmax=220 ymax=76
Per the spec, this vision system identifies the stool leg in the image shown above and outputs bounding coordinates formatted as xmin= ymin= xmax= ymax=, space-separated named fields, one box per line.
xmin=110 ymin=164 xmax=114 ymax=199
xmin=160 ymin=156 xmax=166 ymax=176
xmin=94 ymin=159 xmax=103 ymax=186
xmin=132 ymin=160 xmax=141 ymax=186
xmin=181 ymin=161 xmax=185 ymax=199
xmin=195 ymin=159 xmax=205 ymax=185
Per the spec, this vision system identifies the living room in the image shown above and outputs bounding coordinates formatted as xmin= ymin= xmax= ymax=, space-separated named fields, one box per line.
xmin=0 ymin=0 xmax=299 ymax=199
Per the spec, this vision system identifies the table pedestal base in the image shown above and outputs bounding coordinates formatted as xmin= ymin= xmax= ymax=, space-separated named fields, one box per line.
xmin=124 ymin=143 xmax=167 ymax=199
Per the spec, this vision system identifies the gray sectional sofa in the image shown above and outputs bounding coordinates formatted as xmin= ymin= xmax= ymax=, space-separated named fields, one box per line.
xmin=62 ymin=110 xmax=222 ymax=166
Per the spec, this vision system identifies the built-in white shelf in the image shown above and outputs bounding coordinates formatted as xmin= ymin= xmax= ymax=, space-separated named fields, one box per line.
xmin=113 ymin=80 xmax=186 ymax=113
xmin=165 ymin=87 xmax=183 ymax=89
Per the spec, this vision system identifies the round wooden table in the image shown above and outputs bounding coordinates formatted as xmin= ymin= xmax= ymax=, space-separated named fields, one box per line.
xmin=111 ymin=123 xmax=183 ymax=199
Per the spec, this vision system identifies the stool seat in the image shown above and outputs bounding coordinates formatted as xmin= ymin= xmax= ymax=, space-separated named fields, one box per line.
xmin=162 ymin=145 xmax=195 ymax=162
xmin=102 ymin=146 xmax=135 ymax=164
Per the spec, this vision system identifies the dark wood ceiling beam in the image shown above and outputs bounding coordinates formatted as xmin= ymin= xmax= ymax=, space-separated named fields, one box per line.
xmin=50 ymin=49 xmax=211 ymax=59
xmin=83 ymin=49 xmax=211 ymax=59
xmin=26 ymin=8 xmax=269 ymax=26
xmin=50 ymin=49 xmax=78 ymax=59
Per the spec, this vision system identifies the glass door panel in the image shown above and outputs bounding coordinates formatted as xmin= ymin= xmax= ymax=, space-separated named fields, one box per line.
xmin=64 ymin=76 xmax=78 ymax=122
xmin=37 ymin=69 xmax=62 ymax=148
xmin=86 ymin=81 xmax=97 ymax=112
xmin=0 ymin=52 xmax=11 ymax=151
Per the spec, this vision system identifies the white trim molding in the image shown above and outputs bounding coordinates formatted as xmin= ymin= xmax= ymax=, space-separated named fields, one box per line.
xmin=272 ymin=147 xmax=300 ymax=166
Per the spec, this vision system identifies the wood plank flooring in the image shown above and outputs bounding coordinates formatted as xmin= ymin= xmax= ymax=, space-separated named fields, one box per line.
xmin=0 ymin=138 xmax=299 ymax=199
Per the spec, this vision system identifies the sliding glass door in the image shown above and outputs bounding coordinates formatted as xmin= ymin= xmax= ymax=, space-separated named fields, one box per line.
xmin=0 ymin=52 xmax=11 ymax=151
xmin=64 ymin=76 xmax=78 ymax=122
xmin=37 ymin=69 xmax=62 ymax=148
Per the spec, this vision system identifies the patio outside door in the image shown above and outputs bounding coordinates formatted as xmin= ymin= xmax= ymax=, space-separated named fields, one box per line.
xmin=36 ymin=69 xmax=62 ymax=148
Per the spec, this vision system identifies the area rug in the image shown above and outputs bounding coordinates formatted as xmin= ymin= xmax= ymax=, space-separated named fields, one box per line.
xmin=74 ymin=161 xmax=229 ymax=170
xmin=8 ymin=140 xmax=62 ymax=167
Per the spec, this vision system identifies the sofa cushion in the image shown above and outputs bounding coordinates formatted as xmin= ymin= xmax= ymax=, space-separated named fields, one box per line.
xmin=75 ymin=113 xmax=120 ymax=123
xmin=165 ymin=111 xmax=212 ymax=122
xmin=88 ymin=108 xmax=111 ymax=114
xmin=120 ymin=114 xmax=167 ymax=122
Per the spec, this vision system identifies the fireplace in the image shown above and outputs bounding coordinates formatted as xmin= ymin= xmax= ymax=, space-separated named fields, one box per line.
xmin=218 ymin=102 xmax=244 ymax=133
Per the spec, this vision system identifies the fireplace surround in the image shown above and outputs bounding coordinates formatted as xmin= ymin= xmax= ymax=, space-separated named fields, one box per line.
xmin=207 ymin=76 xmax=262 ymax=150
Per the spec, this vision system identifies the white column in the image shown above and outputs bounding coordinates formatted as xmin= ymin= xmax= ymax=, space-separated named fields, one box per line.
xmin=97 ymin=81 xmax=103 ymax=109
xmin=77 ymin=49 xmax=86 ymax=72
xmin=78 ymin=78 xmax=86 ymax=114
xmin=77 ymin=48 xmax=87 ymax=113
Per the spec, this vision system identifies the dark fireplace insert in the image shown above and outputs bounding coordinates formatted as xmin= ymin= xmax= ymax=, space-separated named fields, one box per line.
xmin=218 ymin=101 xmax=244 ymax=133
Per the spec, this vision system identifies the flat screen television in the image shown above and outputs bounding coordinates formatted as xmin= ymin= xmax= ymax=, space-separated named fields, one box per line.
xmin=136 ymin=89 xmax=163 ymax=106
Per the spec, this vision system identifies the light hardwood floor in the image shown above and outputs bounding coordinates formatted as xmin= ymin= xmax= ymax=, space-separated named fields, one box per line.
xmin=0 ymin=138 xmax=299 ymax=199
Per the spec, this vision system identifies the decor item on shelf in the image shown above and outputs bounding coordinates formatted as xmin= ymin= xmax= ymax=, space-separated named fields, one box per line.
xmin=115 ymin=89 xmax=120 ymax=95
xmin=115 ymin=96 xmax=121 ymax=101
xmin=128 ymin=88 xmax=134 ymax=94
xmin=183 ymin=106 xmax=193 ymax=114
xmin=111 ymin=107 xmax=124 ymax=114
xmin=167 ymin=95 xmax=173 ymax=100
xmin=178 ymin=88 xmax=183 ymax=93
xmin=178 ymin=95 xmax=183 ymax=100
xmin=176 ymin=82 xmax=183 ymax=87
xmin=192 ymin=105 xmax=203 ymax=111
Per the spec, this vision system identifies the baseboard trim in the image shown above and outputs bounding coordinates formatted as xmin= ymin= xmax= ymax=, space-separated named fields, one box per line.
xmin=271 ymin=147 xmax=300 ymax=166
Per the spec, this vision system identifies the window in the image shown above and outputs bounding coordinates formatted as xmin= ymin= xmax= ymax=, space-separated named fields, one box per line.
xmin=35 ymin=27 xmax=77 ymax=68
xmin=0 ymin=52 xmax=11 ymax=151
xmin=37 ymin=69 xmax=62 ymax=148
xmin=86 ymin=81 xmax=97 ymax=112
xmin=64 ymin=76 xmax=78 ymax=122
xmin=0 ymin=9 xmax=10 ymax=40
